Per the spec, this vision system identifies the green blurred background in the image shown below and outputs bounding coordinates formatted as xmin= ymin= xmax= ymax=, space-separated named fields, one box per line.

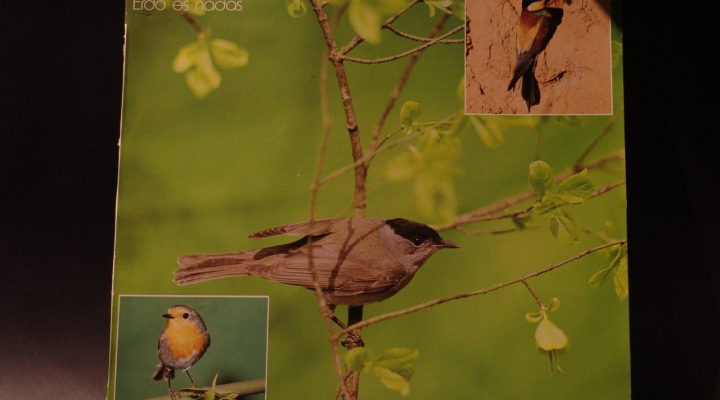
xmin=110 ymin=2 xmax=627 ymax=398
xmin=115 ymin=296 xmax=267 ymax=399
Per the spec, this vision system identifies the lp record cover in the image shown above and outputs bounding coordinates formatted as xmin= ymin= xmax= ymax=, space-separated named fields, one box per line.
xmin=108 ymin=0 xmax=627 ymax=398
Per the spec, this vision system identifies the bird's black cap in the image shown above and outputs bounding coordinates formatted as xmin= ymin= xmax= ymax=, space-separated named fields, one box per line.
xmin=386 ymin=218 xmax=459 ymax=248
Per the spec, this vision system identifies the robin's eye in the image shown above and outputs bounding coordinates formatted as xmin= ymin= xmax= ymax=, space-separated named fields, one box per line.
xmin=182 ymin=313 xmax=189 ymax=319
xmin=412 ymin=237 xmax=423 ymax=246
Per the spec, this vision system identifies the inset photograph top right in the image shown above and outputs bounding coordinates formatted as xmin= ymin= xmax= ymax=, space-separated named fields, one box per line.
xmin=465 ymin=0 xmax=612 ymax=115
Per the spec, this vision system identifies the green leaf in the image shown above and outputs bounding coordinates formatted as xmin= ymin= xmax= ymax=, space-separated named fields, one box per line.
xmin=528 ymin=161 xmax=555 ymax=196
xmin=469 ymin=116 xmax=503 ymax=148
xmin=525 ymin=311 xmax=542 ymax=323
xmin=348 ymin=0 xmax=382 ymax=44
xmin=204 ymin=389 xmax=216 ymax=400
xmin=285 ymin=0 xmax=308 ymax=17
xmin=210 ymin=39 xmax=249 ymax=69
xmin=425 ymin=1 xmax=436 ymax=17
xmin=173 ymin=40 xmax=205 ymax=73
xmin=374 ymin=348 xmax=418 ymax=382
xmin=613 ymin=246 xmax=629 ymax=300
xmin=511 ymin=214 xmax=532 ymax=230
xmin=400 ymin=101 xmax=422 ymax=134
xmin=413 ymin=173 xmax=457 ymax=223
xmin=372 ymin=366 xmax=411 ymax=396
xmin=554 ymin=169 xmax=595 ymax=204
xmin=346 ymin=347 xmax=372 ymax=371
xmin=456 ymin=76 xmax=465 ymax=100
xmin=548 ymin=297 xmax=560 ymax=311
xmin=588 ymin=266 xmax=613 ymax=288
xmin=451 ymin=0 xmax=465 ymax=20
xmin=533 ymin=194 xmax=557 ymax=216
xmin=385 ymin=152 xmax=419 ymax=182
xmin=424 ymin=0 xmax=452 ymax=16
xmin=375 ymin=348 xmax=419 ymax=368
xmin=185 ymin=67 xmax=214 ymax=99
xmin=535 ymin=312 xmax=568 ymax=352
xmin=549 ymin=208 xmax=580 ymax=245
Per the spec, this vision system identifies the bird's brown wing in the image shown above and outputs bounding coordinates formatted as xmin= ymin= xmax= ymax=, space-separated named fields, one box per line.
xmin=248 ymin=218 xmax=340 ymax=239
xmin=244 ymin=240 xmax=405 ymax=296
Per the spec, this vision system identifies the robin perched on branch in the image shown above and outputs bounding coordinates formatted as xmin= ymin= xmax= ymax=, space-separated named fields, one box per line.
xmin=152 ymin=305 xmax=211 ymax=400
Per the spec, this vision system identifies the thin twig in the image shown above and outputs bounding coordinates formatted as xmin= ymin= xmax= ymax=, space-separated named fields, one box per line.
xmin=521 ymin=279 xmax=544 ymax=309
xmin=340 ymin=0 xmax=422 ymax=54
xmin=433 ymin=152 xmax=626 ymax=231
xmin=341 ymin=25 xmax=464 ymax=64
xmin=575 ymin=107 xmax=625 ymax=169
xmin=332 ymin=240 xmax=627 ymax=338
xmin=384 ymin=24 xmax=464 ymax=43
xmin=454 ymin=225 xmax=538 ymax=235
xmin=317 ymin=112 xmax=460 ymax=188
xmin=367 ymin=13 xmax=451 ymax=159
xmin=176 ymin=10 xmax=204 ymax=35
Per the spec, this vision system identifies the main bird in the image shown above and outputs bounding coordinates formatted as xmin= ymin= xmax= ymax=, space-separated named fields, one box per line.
xmin=507 ymin=0 xmax=559 ymax=111
xmin=174 ymin=218 xmax=458 ymax=326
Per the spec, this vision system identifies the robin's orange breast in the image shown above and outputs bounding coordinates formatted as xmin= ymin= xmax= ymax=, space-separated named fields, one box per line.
xmin=165 ymin=322 xmax=208 ymax=361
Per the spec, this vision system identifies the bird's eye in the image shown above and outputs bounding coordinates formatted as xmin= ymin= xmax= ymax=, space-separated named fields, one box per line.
xmin=182 ymin=313 xmax=189 ymax=319
xmin=412 ymin=237 xmax=423 ymax=246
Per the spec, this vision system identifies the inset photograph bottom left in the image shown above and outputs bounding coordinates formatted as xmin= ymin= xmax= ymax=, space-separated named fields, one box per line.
xmin=112 ymin=295 xmax=268 ymax=400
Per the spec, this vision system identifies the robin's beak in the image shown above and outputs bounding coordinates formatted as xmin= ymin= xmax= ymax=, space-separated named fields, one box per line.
xmin=435 ymin=239 xmax=460 ymax=249
xmin=163 ymin=313 xmax=174 ymax=319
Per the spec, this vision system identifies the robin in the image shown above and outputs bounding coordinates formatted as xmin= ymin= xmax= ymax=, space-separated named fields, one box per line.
xmin=152 ymin=305 xmax=211 ymax=399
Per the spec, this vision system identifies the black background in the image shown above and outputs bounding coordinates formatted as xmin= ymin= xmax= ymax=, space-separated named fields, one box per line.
xmin=1 ymin=1 xmax=717 ymax=398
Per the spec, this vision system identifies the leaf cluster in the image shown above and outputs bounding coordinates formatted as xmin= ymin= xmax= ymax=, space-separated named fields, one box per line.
xmin=346 ymin=347 xmax=419 ymax=396
xmin=529 ymin=161 xmax=596 ymax=245
xmin=173 ymin=37 xmax=248 ymax=99
xmin=589 ymin=243 xmax=628 ymax=300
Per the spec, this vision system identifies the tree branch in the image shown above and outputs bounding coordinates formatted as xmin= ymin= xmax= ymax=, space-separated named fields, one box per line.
xmin=146 ymin=378 xmax=265 ymax=400
xmin=176 ymin=10 xmax=205 ymax=36
xmin=432 ymin=152 xmax=626 ymax=231
xmin=340 ymin=25 xmax=464 ymax=65
xmin=522 ymin=279 xmax=545 ymax=309
xmin=332 ymin=240 xmax=627 ymax=339
xmin=311 ymin=0 xmax=367 ymax=217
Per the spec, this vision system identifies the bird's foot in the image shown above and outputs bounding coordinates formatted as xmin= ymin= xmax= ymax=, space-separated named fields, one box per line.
xmin=167 ymin=388 xmax=177 ymax=400
xmin=341 ymin=334 xmax=365 ymax=348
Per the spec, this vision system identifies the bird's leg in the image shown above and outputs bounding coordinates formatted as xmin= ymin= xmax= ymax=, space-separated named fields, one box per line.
xmin=342 ymin=306 xmax=365 ymax=348
xmin=328 ymin=305 xmax=365 ymax=347
xmin=186 ymin=371 xmax=197 ymax=387
xmin=167 ymin=380 xmax=176 ymax=400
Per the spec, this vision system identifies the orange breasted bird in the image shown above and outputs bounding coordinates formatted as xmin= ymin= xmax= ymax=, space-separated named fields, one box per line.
xmin=508 ymin=0 xmax=557 ymax=111
xmin=152 ymin=305 xmax=211 ymax=399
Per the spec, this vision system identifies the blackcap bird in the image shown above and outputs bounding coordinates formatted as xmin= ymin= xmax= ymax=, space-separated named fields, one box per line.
xmin=174 ymin=218 xmax=459 ymax=311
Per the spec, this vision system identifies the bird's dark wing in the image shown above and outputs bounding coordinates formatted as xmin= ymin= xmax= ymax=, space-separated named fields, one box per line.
xmin=249 ymin=218 xmax=340 ymax=239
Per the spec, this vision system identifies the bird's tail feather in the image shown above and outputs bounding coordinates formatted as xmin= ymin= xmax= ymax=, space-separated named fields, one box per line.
xmin=174 ymin=252 xmax=256 ymax=286
xmin=152 ymin=364 xmax=174 ymax=382
xmin=521 ymin=61 xmax=540 ymax=111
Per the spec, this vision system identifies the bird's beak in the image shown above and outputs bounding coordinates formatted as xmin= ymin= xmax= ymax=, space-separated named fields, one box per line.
xmin=436 ymin=240 xmax=460 ymax=249
xmin=163 ymin=313 xmax=174 ymax=319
